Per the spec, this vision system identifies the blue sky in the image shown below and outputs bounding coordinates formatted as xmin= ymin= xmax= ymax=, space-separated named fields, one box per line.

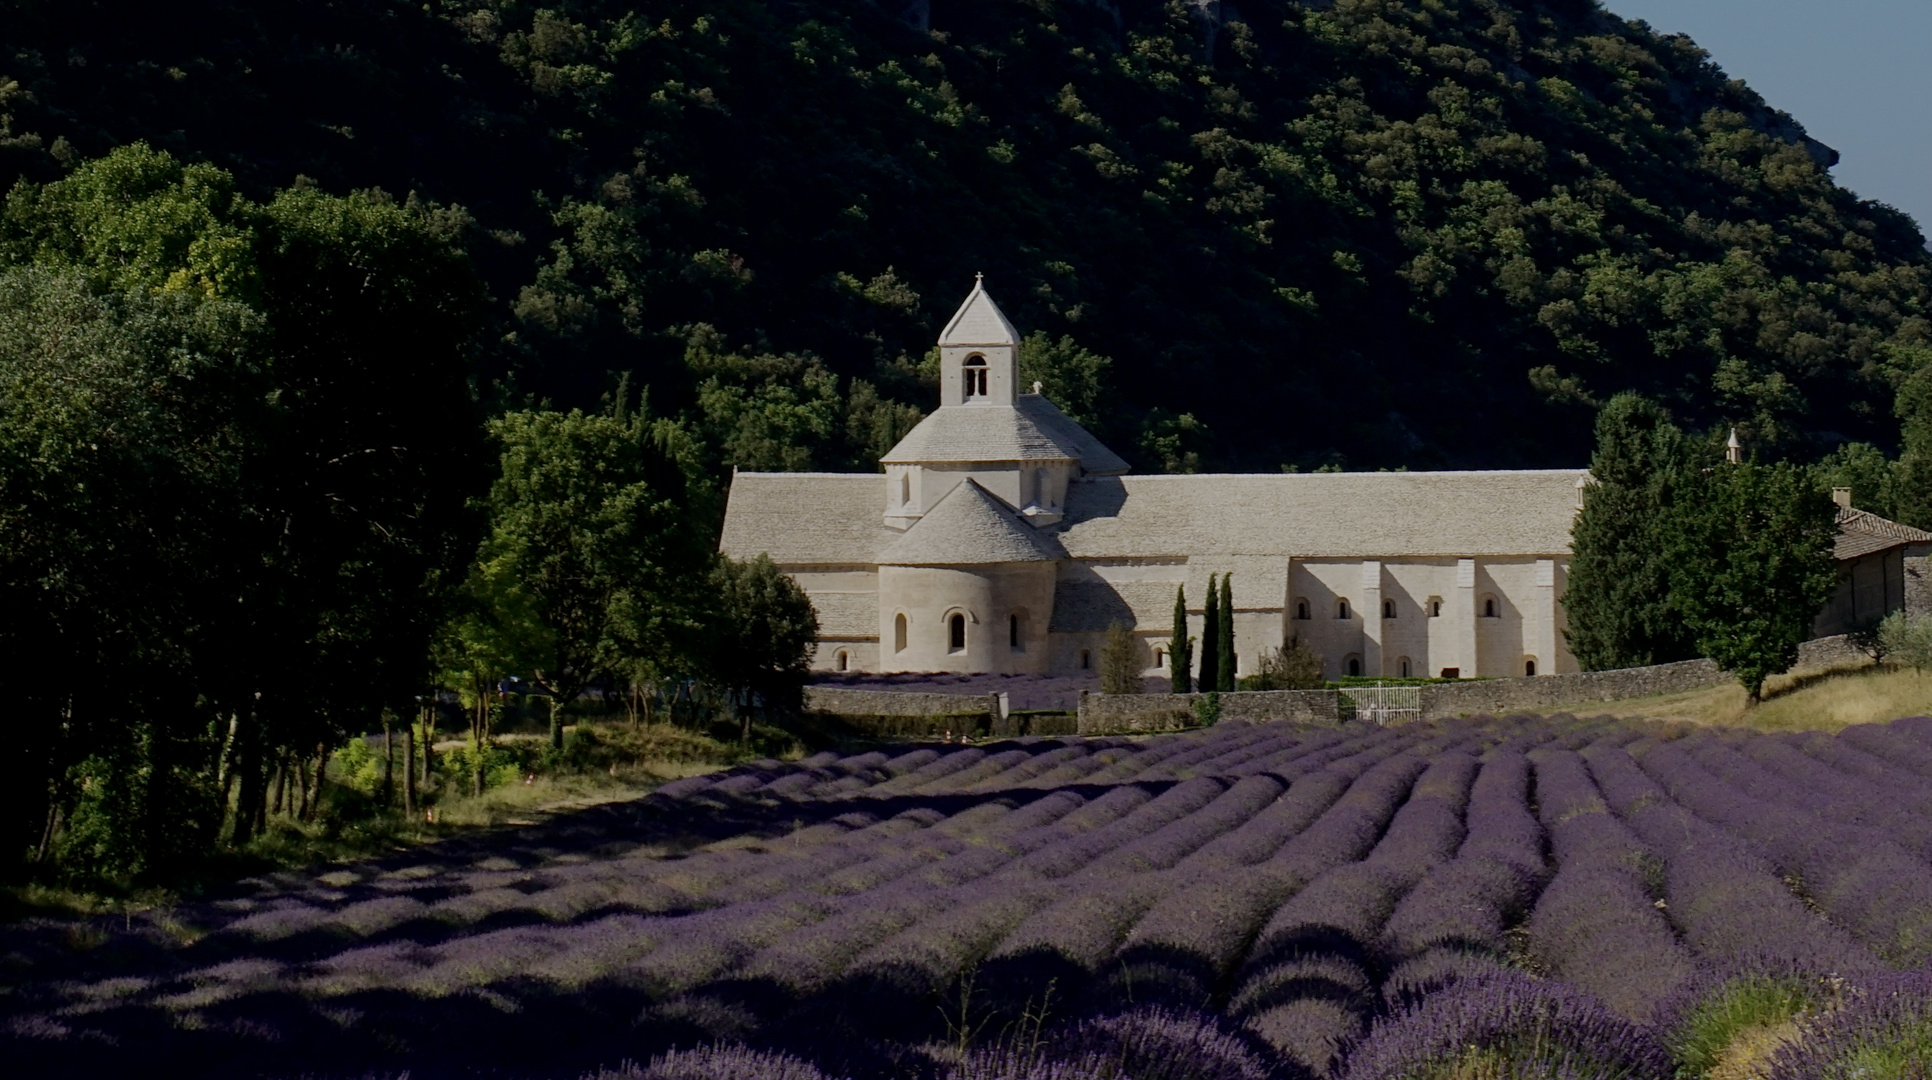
xmin=1603 ymin=0 xmax=1932 ymax=234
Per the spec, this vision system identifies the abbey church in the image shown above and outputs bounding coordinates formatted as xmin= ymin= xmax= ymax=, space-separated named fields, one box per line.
xmin=719 ymin=281 xmax=1931 ymax=683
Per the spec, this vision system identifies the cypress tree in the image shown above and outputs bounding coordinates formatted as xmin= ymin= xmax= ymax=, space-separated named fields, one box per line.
xmin=1566 ymin=393 xmax=1702 ymax=670
xmin=1169 ymin=584 xmax=1192 ymax=694
xmin=1199 ymin=574 xmax=1220 ymax=692
xmin=1218 ymin=573 xmax=1236 ymax=691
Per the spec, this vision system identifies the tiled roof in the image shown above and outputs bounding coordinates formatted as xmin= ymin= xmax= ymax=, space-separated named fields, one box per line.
xmin=878 ymin=394 xmax=1128 ymax=472
xmin=1047 ymin=579 xmax=1181 ymax=633
xmin=806 ymin=592 xmax=878 ymax=638
xmin=1056 ymin=470 xmax=1590 ymax=559
xmin=877 ymin=480 xmax=1068 ymax=566
xmin=940 ymin=279 xmax=1019 ymax=345
xmin=1835 ymin=506 xmax=1932 ymax=560
xmin=718 ymin=473 xmax=892 ymax=566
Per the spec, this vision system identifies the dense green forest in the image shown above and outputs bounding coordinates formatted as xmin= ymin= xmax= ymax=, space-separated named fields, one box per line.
xmin=5 ymin=0 xmax=1929 ymax=472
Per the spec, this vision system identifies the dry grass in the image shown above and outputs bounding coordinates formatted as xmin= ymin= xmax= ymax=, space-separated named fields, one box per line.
xmin=1543 ymin=660 xmax=1932 ymax=732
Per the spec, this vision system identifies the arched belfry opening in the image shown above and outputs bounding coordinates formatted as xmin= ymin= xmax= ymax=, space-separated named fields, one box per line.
xmin=963 ymin=355 xmax=988 ymax=398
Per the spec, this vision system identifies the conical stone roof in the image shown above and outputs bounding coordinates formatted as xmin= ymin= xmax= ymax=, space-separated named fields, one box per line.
xmin=879 ymin=479 xmax=1067 ymax=566
xmin=940 ymin=277 xmax=1020 ymax=345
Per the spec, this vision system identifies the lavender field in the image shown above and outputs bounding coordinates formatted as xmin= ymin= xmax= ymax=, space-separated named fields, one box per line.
xmin=7 ymin=714 xmax=1932 ymax=1079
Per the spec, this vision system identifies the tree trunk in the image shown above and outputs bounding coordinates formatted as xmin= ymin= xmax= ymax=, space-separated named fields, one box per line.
xmin=295 ymin=755 xmax=312 ymax=821
xmin=381 ymin=713 xmax=395 ymax=806
xmin=271 ymin=757 xmax=287 ymax=815
xmin=230 ymin=705 xmax=265 ymax=847
xmin=548 ymin=696 xmax=564 ymax=751
xmin=419 ymin=702 xmax=435 ymax=787
xmin=403 ymin=722 xmax=417 ymax=816
xmin=472 ymin=689 xmax=487 ymax=797
xmin=303 ymin=742 xmax=330 ymax=822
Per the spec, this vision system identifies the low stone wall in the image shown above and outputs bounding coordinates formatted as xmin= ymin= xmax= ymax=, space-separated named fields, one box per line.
xmin=1416 ymin=658 xmax=1725 ymax=719
xmin=803 ymin=686 xmax=1000 ymax=718
xmin=1078 ymin=689 xmax=1341 ymax=735
xmin=1795 ymin=633 xmax=1864 ymax=670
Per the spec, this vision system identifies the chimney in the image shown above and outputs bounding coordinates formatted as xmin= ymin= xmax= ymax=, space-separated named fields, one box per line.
xmin=1832 ymin=487 xmax=1853 ymax=509
xmin=1724 ymin=427 xmax=1743 ymax=465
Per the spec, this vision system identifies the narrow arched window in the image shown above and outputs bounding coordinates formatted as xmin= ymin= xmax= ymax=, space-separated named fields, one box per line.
xmin=836 ymin=650 xmax=850 ymax=672
xmin=894 ymin=613 xmax=908 ymax=653
xmin=1524 ymin=658 xmax=1537 ymax=677
xmin=1484 ymin=597 xmax=1498 ymax=618
xmin=1337 ymin=599 xmax=1351 ymax=620
xmin=949 ymin=613 xmax=967 ymax=652
xmin=1383 ymin=599 xmax=1397 ymax=620
xmin=1295 ymin=599 xmax=1310 ymax=621
xmin=1347 ymin=657 xmax=1362 ymax=677
xmin=1009 ymin=613 xmax=1022 ymax=650
xmin=1399 ymin=657 xmax=1412 ymax=678
xmin=963 ymin=355 xmax=988 ymax=397
xmin=1080 ymin=649 xmax=1091 ymax=670
xmin=1154 ymin=646 xmax=1167 ymax=668
xmin=1428 ymin=598 xmax=1442 ymax=618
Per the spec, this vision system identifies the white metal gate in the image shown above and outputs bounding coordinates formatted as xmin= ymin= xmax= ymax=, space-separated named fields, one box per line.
xmin=1344 ymin=684 xmax=1421 ymax=726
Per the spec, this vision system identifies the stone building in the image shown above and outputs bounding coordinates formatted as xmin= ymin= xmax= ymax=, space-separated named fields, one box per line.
xmin=720 ymin=280 xmax=1592 ymax=682
xmin=719 ymin=281 xmax=1932 ymax=683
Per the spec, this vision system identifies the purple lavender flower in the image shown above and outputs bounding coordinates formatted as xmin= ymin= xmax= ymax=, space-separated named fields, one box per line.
xmin=1339 ymin=969 xmax=1673 ymax=1080
xmin=593 ymin=1043 xmax=844 ymax=1080
xmin=1765 ymin=967 xmax=1932 ymax=1080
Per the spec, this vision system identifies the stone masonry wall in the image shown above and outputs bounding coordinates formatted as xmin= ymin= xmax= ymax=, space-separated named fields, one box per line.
xmin=803 ymin=686 xmax=998 ymax=718
xmin=1078 ymin=690 xmax=1340 ymax=735
xmin=1415 ymin=659 xmax=1725 ymax=718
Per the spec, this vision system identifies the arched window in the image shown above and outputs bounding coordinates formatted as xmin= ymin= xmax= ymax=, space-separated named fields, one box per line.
xmin=1009 ymin=612 xmax=1026 ymax=652
xmin=894 ymin=613 xmax=908 ymax=653
xmin=1337 ymin=599 xmax=1351 ymax=620
xmin=898 ymin=472 xmax=911 ymax=506
xmin=1398 ymin=656 xmax=1412 ymax=678
xmin=1483 ymin=596 xmax=1498 ymax=618
xmin=1428 ymin=598 xmax=1442 ymax=618
xmin=963 ymin=355 xmax=988 ymax=398
xmin=1154 ymin=646 xmax=1167 ymax=669
xmin=949 ymin=613 xmax=967 ymax=652
xmin=1346 ymin=655 xmax=1362 ymax=677
xmin=836 ymin=650 xmax=850 ymax=672
xmin=1080 ymin=649 xmax=1092 ymax=670
xmin=1383 ymin=599 xmax=1397 ymax=620
xmin=1524 ymin=658 xmax=1537 ymax=677
xmin=1295 ymin=598 xmax=1310 ymax=621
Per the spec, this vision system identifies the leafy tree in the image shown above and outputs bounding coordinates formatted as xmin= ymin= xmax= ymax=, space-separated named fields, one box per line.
xmin=1199 ymin=574 xmax=1221 ymax=693
xmin=1018 ymin=330 xmax=1113 ymax=431
xmin=1168 ymin=585 xmax=1192 ymax=694
xmin=1099 ymin=622 xmax=1143 ymax=696
xmin=707 ymin=553 xmax=819 ymax=732
xmin=467 ymin=396 xmax=708 ymax=747
xmin=1668 ymin=460 xmax=1840 ymax=703
xmin=1894 ymin=363 xmax=1932 ymax=531
xmin=1217 ymin=573 xmax=1236 ymax=692
xmin=1565 ymin=394 xmax=1704 ymax=671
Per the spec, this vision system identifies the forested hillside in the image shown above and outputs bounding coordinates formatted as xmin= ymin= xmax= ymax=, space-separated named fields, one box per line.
xmin=4 ymin=0 xmax=1928 ymax=471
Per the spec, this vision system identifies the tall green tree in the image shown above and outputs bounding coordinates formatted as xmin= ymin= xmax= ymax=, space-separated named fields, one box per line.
xmin=707 ymin=553 xmax=820 ymax=734
xmin=465 ymin=395 xmax=709 ymax=743
xmin=1168 ymin=585 xmax=1192 ymax=694
xmin=1217 ymin=573 xmax=1236 ymax=692
xmin=1669 ymin=460 xmax=1840 ymax=703
xmin=1199 ymin=574 xmax=1221 ymax=693
xmin=1565 ymin=394 xmax=1704 ymax=671
xmin=1894 ymin=363 xmax=1932 ymax=531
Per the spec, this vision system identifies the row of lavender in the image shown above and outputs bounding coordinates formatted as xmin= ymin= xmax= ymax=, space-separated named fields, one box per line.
xmin=6 ymin=715 xmax=1932 ymax=1078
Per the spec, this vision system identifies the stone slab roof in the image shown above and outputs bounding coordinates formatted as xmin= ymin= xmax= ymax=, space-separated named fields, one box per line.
xmin=879 ymin=394 xmax=1129 ymax=473
xmin=1048 ymin=579 xmax=1180 ymax=633
xmin=878 ymin=480 xmax=1068 ymax=566
xmin=1835 ymin=506 xmax=1932 ymax=560
xmin=1057 ymin=470 xmax=1590 ymax=559
xmin=940 ymin=279 xmax=1019 ymax=345
xmin=719 ymin=473 xmax=892 ymax=566
xmin=806 ymin=591 xmax=878 ymax=639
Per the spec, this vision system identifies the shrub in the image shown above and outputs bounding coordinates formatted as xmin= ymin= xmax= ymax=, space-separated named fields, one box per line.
xmin=1192 ymin=692 xmax=1221 ymax=727
xmin=1098 ymin=622 xmax=1143 ymax=695
xmin=1239 ymin=638 xmax=1324 ymax=691
xmin=1878 ymin=609 xmax=1932 ymax=672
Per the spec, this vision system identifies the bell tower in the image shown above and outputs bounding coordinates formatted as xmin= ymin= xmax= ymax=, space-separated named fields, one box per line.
xmin=938 ymin=274 xmax=1019 ymax=407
